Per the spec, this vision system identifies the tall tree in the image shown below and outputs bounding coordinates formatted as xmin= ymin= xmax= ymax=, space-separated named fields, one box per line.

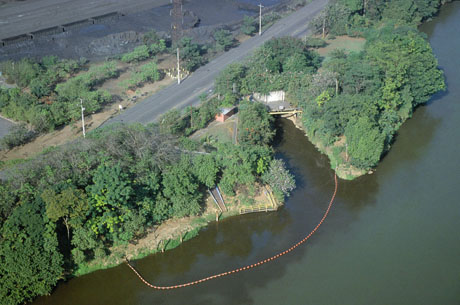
xmin=162 ymin=156 xmax=202 ymax=217
xmin=238 ymin=101 xmax=275 ymax=146
xmin=86 ymin=163 xmax=133 ymax=238
xmin=0 ymin=201 xmax=63 ymax=305
xmin=41 ymin=187 xmax=88 ymax=240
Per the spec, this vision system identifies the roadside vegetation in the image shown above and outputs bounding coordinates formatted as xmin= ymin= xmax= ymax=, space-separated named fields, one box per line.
xmin=0 ymin=30 xmax=223 ymax=152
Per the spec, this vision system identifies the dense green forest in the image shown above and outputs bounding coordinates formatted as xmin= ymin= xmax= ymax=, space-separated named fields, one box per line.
xmin=215 ymin=0 xmax=445 ymax=176
xmin=0 ymin=96 xmax=295 ymax=305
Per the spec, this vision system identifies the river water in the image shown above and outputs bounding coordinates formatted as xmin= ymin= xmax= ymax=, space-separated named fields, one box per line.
xmin=33 ymin=2 xmax=460 ymax=304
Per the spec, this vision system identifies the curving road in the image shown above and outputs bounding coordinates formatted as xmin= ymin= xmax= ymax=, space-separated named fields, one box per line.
xmin=106 ymin=0 xmax=328 ymax=126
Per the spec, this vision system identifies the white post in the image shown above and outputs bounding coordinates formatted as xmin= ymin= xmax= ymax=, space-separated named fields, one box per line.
xmin=80 ymin=98 xmax=86 ymax=138
xmin=258 ymin=3 xmax=264 ymax=36
xmin=177 ymin=47 xmax=181 ymax=85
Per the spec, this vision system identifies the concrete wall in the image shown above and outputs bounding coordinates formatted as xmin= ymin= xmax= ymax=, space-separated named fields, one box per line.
xmin=253 ymin=91 xmax=285 ymax=103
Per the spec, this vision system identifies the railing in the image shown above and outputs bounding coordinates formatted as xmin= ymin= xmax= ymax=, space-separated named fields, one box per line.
xmin=268 ymin=109 xmax=302 ymax=115
xmin=239 ymin=203 xmax=277 ymax=214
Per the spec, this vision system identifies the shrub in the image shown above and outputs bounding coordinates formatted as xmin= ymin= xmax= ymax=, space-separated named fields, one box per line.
xmin=1 ymin=123 xmax=36 ymax=150
xmin=143 ymin=31 xmax=167 ymax=56
xmin=241 ymin=16 xmax=257 ymax=36
xmin=121 ymin=45 xmax=151 ymax=63
xmin=0 ymin=59 xmax=40 ymax=88
xmin=262 ymin=159 xmax=296 ymax=197
xmin=214 ymin=29 xmax=234 ymax=52
xmin=177 ymin=37 xmax=206 ymax=72
xmin=305 ymin=37 xmax=327 ymax=48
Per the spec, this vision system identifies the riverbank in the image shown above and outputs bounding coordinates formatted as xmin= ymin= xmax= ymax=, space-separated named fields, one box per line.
xmin=285 ymin=115 xmax=366 ymax=180
xmin=283 ymin=30 xmax=443 ymax=180
xmin=74 ymin=184 xmax=281 ymax=277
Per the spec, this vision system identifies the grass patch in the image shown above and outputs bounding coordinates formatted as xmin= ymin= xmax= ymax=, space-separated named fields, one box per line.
xmin=317 ymin=35 xmax=366 ymax=61
xmin=200 ymin=121 xmax=235 ymax=143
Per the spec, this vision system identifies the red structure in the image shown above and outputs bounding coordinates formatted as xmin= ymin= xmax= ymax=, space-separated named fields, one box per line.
xmin=215 ymin=107 xmax=236 ymax=122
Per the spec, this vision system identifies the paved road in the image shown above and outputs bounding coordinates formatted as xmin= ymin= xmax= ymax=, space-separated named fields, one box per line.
xmin=0 ymin=116 xmax=14 ymax=139
xmin=0 ymin=0 xmax=170 ymax=40
xmin=107 ymin=0 xmax=328 ymax=126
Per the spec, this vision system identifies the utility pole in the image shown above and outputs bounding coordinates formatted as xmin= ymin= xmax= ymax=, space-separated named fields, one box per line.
xmin=80 ymin=98 xmax=86 ymax=138
xmin=177 ymin=47 xmax=181 ymax=84
xmin=258 ymin=3 xmax=264 ymax=36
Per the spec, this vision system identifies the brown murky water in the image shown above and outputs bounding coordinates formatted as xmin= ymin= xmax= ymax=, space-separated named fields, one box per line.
xmin=33 ymin=2 xmax=460 ymax=304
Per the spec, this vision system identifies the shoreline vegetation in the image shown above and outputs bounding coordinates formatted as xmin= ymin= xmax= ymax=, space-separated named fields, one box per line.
xmin=0 ymin=0 xmax=448 ymax=304
xmin=211 ymin=0 xmax=445 ymax=180
xmin=75 ymin=183 xmax=281 ymax=277
xmin=300 ymin=0 xmax=447 ymax=179
xmin=0 ymin=91 xmax=295 ymax=305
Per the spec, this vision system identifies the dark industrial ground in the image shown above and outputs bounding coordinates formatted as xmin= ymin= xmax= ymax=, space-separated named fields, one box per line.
xmin=0 ymin=0 xmax=291 ymax=61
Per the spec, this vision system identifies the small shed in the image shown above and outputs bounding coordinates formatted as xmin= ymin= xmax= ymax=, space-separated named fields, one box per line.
xmin=215 ymin=107 xmax=236 ymax=122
